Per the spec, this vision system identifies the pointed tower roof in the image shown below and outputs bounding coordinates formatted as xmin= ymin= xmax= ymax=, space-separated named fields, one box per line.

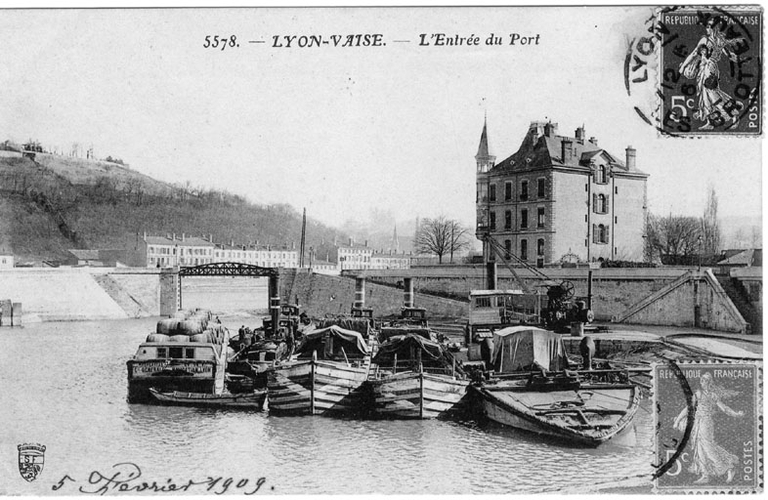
xmin=476 ymin=117 xmax=491 ymax=158
xmin=392 ymin=224 xmax=400 ymax=252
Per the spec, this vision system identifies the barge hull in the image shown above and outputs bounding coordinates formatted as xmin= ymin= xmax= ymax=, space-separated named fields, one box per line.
xmin=372 ymin=372 xmax=468 ymax=419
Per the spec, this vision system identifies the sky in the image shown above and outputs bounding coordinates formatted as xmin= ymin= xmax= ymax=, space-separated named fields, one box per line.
xmin=0 ymin=6 xmax=761 ymax=230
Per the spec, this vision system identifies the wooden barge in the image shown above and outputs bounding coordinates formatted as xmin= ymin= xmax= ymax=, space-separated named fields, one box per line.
xmin=267 ymin=325 xmax=371 ymax=415
xmin=370 ymin=331 xmax=468 ymax=419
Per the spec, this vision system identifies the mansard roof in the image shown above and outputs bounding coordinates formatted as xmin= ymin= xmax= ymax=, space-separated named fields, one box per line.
xmin=490 ymin=127 xmax=648 ymax=178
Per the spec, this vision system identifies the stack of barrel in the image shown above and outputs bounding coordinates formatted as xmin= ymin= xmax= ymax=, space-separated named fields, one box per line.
xmin=145 ymin=309 xmax=227 ymax=344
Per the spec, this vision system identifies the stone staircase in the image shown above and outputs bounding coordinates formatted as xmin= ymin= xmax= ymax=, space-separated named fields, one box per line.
xmin=93 ymin=274 xmax=152 ymax=318
xmin=716 ymin=274 xmax=761 ymax=335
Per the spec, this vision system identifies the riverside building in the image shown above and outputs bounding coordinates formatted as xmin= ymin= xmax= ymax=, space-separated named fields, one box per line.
xmin=475 ymin=120 xmax=649 ymax=266
xmin=135 ymin=233 xmax=298 ymax=268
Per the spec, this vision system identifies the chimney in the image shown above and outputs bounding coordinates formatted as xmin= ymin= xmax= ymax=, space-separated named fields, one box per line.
xmin=575 ymin=126 xmax=585 ymax=143
xmin=561 ymin=139 xmax=573 ymax=163
xmin=544 ymin=122 xmax=558 ymax=138
xmin=143 ymin=231 xmax=147 ymax=240
xmin=209 ymin=234 xmax=213 ymax=243
xmin=625 ymin=146 xmax=636 ymax=170
xmin=230 ymin=239 xmax=234 ymax=246
xmin=364 ymin=240 xmax=368 ymax=248
xmin=589 ymin=137 xmax=598 ymax=146
xmin=182 ymin=233 xmax=185 ymax=242
xmin=348 ymin=237 xmax=353 ymax=246
xmin=172 ymin=233 xmax=176 ymax=241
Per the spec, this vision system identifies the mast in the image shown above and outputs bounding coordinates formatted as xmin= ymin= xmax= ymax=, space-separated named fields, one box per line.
xmin=299 ymin=207 xmax=307 ymax=268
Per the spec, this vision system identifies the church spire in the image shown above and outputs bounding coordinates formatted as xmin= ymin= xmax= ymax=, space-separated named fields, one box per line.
xmin=392 ymin=224 xmax=400 ymax=253
xmin=476 ymin=116 xmax=490 ymax=158
xmin=475 ymin=116 xmax=495 ymax=173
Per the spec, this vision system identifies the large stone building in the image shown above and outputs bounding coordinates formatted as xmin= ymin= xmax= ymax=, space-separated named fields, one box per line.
xmin=475 ymin=120 xmax=649 ymax=266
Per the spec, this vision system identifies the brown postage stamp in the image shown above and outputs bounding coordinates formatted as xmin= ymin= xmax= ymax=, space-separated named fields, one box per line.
xmin=654 ymin=362 xmax=762 ymax=493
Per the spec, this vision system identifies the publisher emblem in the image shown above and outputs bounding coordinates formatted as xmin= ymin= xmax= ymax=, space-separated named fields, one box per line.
xmin=17 ymin=443 xmax=45 ymax=482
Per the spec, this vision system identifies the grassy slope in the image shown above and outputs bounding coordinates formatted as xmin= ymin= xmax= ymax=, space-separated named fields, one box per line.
xmin=0 ymin=153 xmax=342 ymax=262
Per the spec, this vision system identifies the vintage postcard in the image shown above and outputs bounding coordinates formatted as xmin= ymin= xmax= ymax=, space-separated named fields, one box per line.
xmin=0 ymin=4 xmax=763 ymax=496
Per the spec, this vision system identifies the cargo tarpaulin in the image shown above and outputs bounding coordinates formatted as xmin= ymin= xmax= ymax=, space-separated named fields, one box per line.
xmin=296 ymin=325 xmax=369 ymax=359
xmin=491 ymin=326 xmax=570 ymax=373
xmin=373 ymin=333 xmax=444 ymax=363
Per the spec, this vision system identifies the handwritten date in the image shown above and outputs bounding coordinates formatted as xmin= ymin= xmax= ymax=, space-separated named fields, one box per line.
xmin=51 ymin=462 xmax=268 ymax=495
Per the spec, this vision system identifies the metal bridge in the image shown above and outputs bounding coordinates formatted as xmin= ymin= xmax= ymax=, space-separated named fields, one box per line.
xmin=177 ymin=262 xmax=281 ymax=336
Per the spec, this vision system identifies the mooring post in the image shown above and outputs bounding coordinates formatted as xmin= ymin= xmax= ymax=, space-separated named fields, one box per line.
xmin=269 ymin=273 xmax=281 ymax=338
xmin=403 ymin=277 xmax=414 ymax=308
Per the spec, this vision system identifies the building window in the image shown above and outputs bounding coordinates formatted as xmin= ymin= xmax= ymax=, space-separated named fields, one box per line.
xmin=504 ymin=239 xmax=512 ymax=260
xmin=597 ymin=164 xmax=608 ymax=184
xmin=520 ymin=239 xmax=528 ymax=261
xmin=489 ymin=183 xmax=497 ymax=202
xmin=537 ymin=207 xmax=545 ymax=228
xmin=593 ymin=194 xmax=609 ymax=214
xmin=537 ymin=178 xmax=545 ymax=198
xmin=504 ymin=210 xmax=512 ymax=230
xmin=489 ymin=211 xmax=496 ymax=231
xmin=537 ymin=238 xmax=545 ymax=256
xmin=520 ymin=181 xmax=529 ymax=201
xmin=477 ymin=184 xmax=488 ymax=203
xmin=520 ymin=209 xmax=528 ymax=229
xmin=593 ymin=224 xmax=609 ymax=244
xmin=505 ymin=182 xmax=512 ymax=201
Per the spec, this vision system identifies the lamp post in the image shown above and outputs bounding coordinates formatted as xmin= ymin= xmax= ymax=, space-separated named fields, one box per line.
xmin=697 ymin=235 xmax=702 ymax=272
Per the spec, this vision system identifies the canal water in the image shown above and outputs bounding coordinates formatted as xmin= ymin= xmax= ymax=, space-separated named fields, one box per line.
xmin=0 ymin=316 xmax=656 ymax=495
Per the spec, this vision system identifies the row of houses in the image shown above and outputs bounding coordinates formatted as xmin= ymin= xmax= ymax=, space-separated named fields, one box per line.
xmin=132 ymin=233 xmax=411 ymax=272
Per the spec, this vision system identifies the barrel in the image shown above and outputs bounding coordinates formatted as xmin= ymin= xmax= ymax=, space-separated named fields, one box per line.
xmin=156 ymin=319 xmax=180 ymax=334
xmin=146 ymin=333 xmax=170 ymax=343
xmin=177 ymin=319 xmax=204 ymax=335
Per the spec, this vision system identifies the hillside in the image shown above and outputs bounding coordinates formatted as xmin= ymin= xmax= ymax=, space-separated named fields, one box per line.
xmin=0 ymin=151 xmax=346 ymax=263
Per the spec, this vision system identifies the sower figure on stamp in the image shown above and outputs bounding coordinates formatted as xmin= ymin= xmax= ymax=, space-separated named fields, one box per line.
xmin=678 ymin=17 xmax=744 ymax=130
xmin=672 ymin=373 xmax=745 ymax=484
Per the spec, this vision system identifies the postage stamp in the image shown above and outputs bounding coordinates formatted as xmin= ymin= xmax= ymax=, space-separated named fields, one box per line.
xmin=654 ymin=362 xmax=762 ymax=493
xmin=658 ymin=6 xmax=763 ymax=136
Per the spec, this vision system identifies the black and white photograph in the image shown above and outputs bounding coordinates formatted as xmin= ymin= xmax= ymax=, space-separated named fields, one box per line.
xmin=0 ymin=4 xmax=762 ymax=495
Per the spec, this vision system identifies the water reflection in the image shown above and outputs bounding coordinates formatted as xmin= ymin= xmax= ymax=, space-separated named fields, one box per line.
xmin=0 ymin=319 xmax=654 ymax=495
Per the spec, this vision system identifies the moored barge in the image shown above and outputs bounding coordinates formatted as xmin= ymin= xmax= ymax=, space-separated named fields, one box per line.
xmin=267 ymin=325 xmax=371 ymax=415
xmin=127 ymin=309 xmax=229 ymax=403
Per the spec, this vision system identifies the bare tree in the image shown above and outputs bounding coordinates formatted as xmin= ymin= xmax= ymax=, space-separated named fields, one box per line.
xmin=646 ymin=213 xmax=702 ymax=264
xmin=414 ymin=216 xmax=469 ymax=264
xmin=700 ymin=184 xmax=721 ymax=255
